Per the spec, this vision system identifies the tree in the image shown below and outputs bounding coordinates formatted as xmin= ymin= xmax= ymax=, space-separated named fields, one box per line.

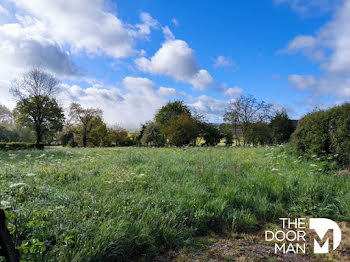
xmin=199 ymin=122 xmax=222 ymax=146
xmin=0 ymin=104 xmax=14 ymax=124
xmin=224 ymin=95 xmax=272 ymax=146
xmin=164 ymin=114 xmax=199 ymax=146
xmin=155 ymin=101 xmax=191 ymax=127
xmin=68 ymin=103 xmax=102 ymax=147
xmin=11 ymin=69 xmax=64 ymax=148
xmin=246 ymin=122 xmax=272 ymax=146
xmin=106 ymin=126 xmax=130 ymax=146
xmin=141 ymin=121 xmax=165 ymax=146
xmin=270 ymin=110 xmax=295 ymax=144
xmin=219 ymin=123 xmax=233 ymax=146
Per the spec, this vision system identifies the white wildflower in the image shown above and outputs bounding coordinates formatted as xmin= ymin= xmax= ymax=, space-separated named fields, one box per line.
xmin=26 ymin=173 xmax=36 ymax=177
xmin=0 ymin=200 xmax=11 ymax=208
xmin=310 ymin=164 xmax=317 ymax=167
xmin=312 ymin=155 xmax=317 ymax=158
xmin=56 ymin=205 xmax=65 ymax=211
xmin=271 ymin=168 xmax=279 ymax=172
xmin=9 ymin=182 xmax=27 ymax=188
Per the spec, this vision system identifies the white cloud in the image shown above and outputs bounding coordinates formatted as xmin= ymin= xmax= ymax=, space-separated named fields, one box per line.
xmin=223 ymin=86 xmax=243 ymax=97
xmin=8 ymin=0 xmax=158 ymax=58
xmin=135 ymin=39 xmax=213 ymax=90
xmin=274 ymin=0 xmax=334 ymax=15
xmin=214 ymin=56 xmax=233 ymax=68
xmin=157 ymin=87 xmax=185 ymax=97
xmin=59 ymin=77 xmax=166 ymax=130
xmin=162 ymin=26 xmax=175 ymax=41
xmin=283 ymin=1 xmax=350 ymax=97
xmin=171 ymin=18 xmax=179 ymax=27
xmin=0 ymin=4 xmax=9 ymax=16
xmin=189 ymin=95 xmax=229 ymax=123
xmin=288 ymin=74 xmax=316 ymax=90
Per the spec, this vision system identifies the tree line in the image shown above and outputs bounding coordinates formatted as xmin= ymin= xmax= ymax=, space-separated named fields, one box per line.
xmin=0 ymin=69 xmax=296 ymax=148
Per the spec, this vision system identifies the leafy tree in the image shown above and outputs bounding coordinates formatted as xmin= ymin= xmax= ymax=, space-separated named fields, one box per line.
xmin=164 ymin=114 xmax=199 ymax=146
xmin=199 ymin=122 xmax=222 ymax=146
xmin=141 ymin=121 xmax=165 ymax=146
xmin=155 ymin=101 xmax=191 ymax=127
xmin=11 ymin=68 xmax=64 ymax=148
xmin=59 ymin=126 xmax=78 ymax=147
xmin=0 ymin=126 xmax=18 ymax=142
xmin=224 ymin=95 xmax=272 ymax=146
xmin=107 ymin=126 xmax=129 ymax=146
xmin=219 ymin=123 xmax=233 ymax=146
xmin=68 ymin=103 xmax=103 ymax=147
xmin=270 ymin=110 xmax=295 ymax=144
xmin=246 ymin=122 xmax=272 ymax=146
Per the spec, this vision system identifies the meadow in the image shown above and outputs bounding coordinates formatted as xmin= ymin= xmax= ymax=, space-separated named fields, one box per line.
xmin=1 ymin=146 xmax=350 ymax=261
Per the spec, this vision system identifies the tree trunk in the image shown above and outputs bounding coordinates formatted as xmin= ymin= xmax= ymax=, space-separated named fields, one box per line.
xmin=83 ymin=128 xmax=87 ymax=147
xmin=35 ymin=125 xmax=42 ymax=149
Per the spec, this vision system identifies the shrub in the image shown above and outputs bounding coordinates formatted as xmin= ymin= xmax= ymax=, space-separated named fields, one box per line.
xmin=293 ymin=103 xmax=350 ymax=166
xmin=0 ymin=142 xmax=38 ymax=150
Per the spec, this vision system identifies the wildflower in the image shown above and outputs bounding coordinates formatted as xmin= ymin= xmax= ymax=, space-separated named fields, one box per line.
xmin=310 ymin=164 xmax=317 ymax=167
xmin=318 ymin=168 xmax=323 ymax=172
xmin=56 ymin=206 xmax=65 ymax=211
xmin=271 ymin=168 xmax=279 ymax=172
xmin=334 ymin=154 xmax=339 ymax=158
xmin=139 ymin=173 xmax=146 ymax=178
xmin=26 ymin=173 xmax=36 ymax=177
xmin=9 ymin=182 xmax=27 ymax=188
xmin=0 ymin=200 xmax=11 ymax=208
xmin=312 ymin=155 xmax=317 ymax=158
xmin=25 ymin=154 xmax=31 ymax=158
xmin=327 ymin=156 xmax=333 ymax=160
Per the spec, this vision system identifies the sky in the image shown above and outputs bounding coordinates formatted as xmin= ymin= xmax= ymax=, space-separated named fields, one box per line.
xmin=0 ymin=0 xmax=349 ymax=130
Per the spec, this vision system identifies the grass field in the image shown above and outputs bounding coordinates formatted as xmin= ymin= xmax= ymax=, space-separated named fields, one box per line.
xmin=1 ymin=146 xmax=350 ymax=261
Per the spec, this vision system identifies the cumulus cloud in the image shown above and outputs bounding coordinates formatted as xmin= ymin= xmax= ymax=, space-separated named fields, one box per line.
xmin=0 ymin=20 xmax=81 ymax=80
xmin=189 ymin=95 xmax=229 ymax=122
xmin=135 ymin=39 xmax=213 ymax=90
xmin=59 ymin=77 xmax=166 ymax=130
xmin=7 ymin=0 xmax=158 ymax=58
xmin=157 ymin=87 xmax=185 ymax=97
xmin=223 ymin=86 xmax=243 ymax=97
xmin=288 ymin=75 xmax=316 ymax=90
xmin=283 ymin=1 xmax=350 ymax=97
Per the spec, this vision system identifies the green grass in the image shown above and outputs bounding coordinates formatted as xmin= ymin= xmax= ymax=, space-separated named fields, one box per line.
xmin=1 ymin=146 xmax=350 ymax=261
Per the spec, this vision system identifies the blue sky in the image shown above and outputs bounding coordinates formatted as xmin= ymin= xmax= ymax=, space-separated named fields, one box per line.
xmin=0 ymin=0 xmax=349 ymax=129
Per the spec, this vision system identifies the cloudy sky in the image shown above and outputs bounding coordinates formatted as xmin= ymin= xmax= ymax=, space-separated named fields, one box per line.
xmin=0 ymin=0 xmax=349 ymax=129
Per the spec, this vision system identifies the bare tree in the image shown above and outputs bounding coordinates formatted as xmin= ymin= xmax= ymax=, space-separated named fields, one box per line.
xmin=224 ymin=95 xmax=272 ymax=146
xmin=68 ymin=103 xmax=102 ymax=147
xmin=11 ymin=68 xmax=64 ymax=148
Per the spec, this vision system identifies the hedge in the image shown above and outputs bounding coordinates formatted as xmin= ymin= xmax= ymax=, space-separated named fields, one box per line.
xmin=293 ymin=103 xmax=350 ymax=166
xmin=0 ymin=142 xmax=43 ymax=150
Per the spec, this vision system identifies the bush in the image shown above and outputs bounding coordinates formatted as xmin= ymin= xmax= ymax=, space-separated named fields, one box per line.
xmin=0 ymin=142 xmax=38 ymax=150
xmin=293 ymin=103 xmax=350 ymax=166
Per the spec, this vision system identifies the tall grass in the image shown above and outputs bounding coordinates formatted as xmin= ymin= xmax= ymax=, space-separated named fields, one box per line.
xmin=0 ymin=146 xmax=349 ymax=261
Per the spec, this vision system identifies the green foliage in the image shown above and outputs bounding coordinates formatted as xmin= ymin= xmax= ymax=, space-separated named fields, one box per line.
xmin=0 ymin=125 xmax=19 ymax=142
xmin=246 ymin=122 xmax=272 ymax=146
xmin=199 ymin=122 xmax=222 ymax=146
xmin=107 ymin=127 xmax=133 ymax=146
xmin=219 ymin=123 xmax=233 ymax=146
xmin=164 ymin=114 xmax=199 ymax=146
xmin=270 ymin=110 xmax=295 ymax=144
xmin=0 ymin=146 xmax=349 ymax=261
xmin=14 ymin=96 xmax=65 ymax=147
xmin=59 ymin=127 xmax=78 ymax=147
xmin=141 ymin=121 xmax=165 ymax=146
xmin=0 ymin=142 xmax=37 ymax=150
xmin=293 ymin=103 xmax=350 ymax=166
xmin=155 ymin=101 xmax=191 ymax=127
